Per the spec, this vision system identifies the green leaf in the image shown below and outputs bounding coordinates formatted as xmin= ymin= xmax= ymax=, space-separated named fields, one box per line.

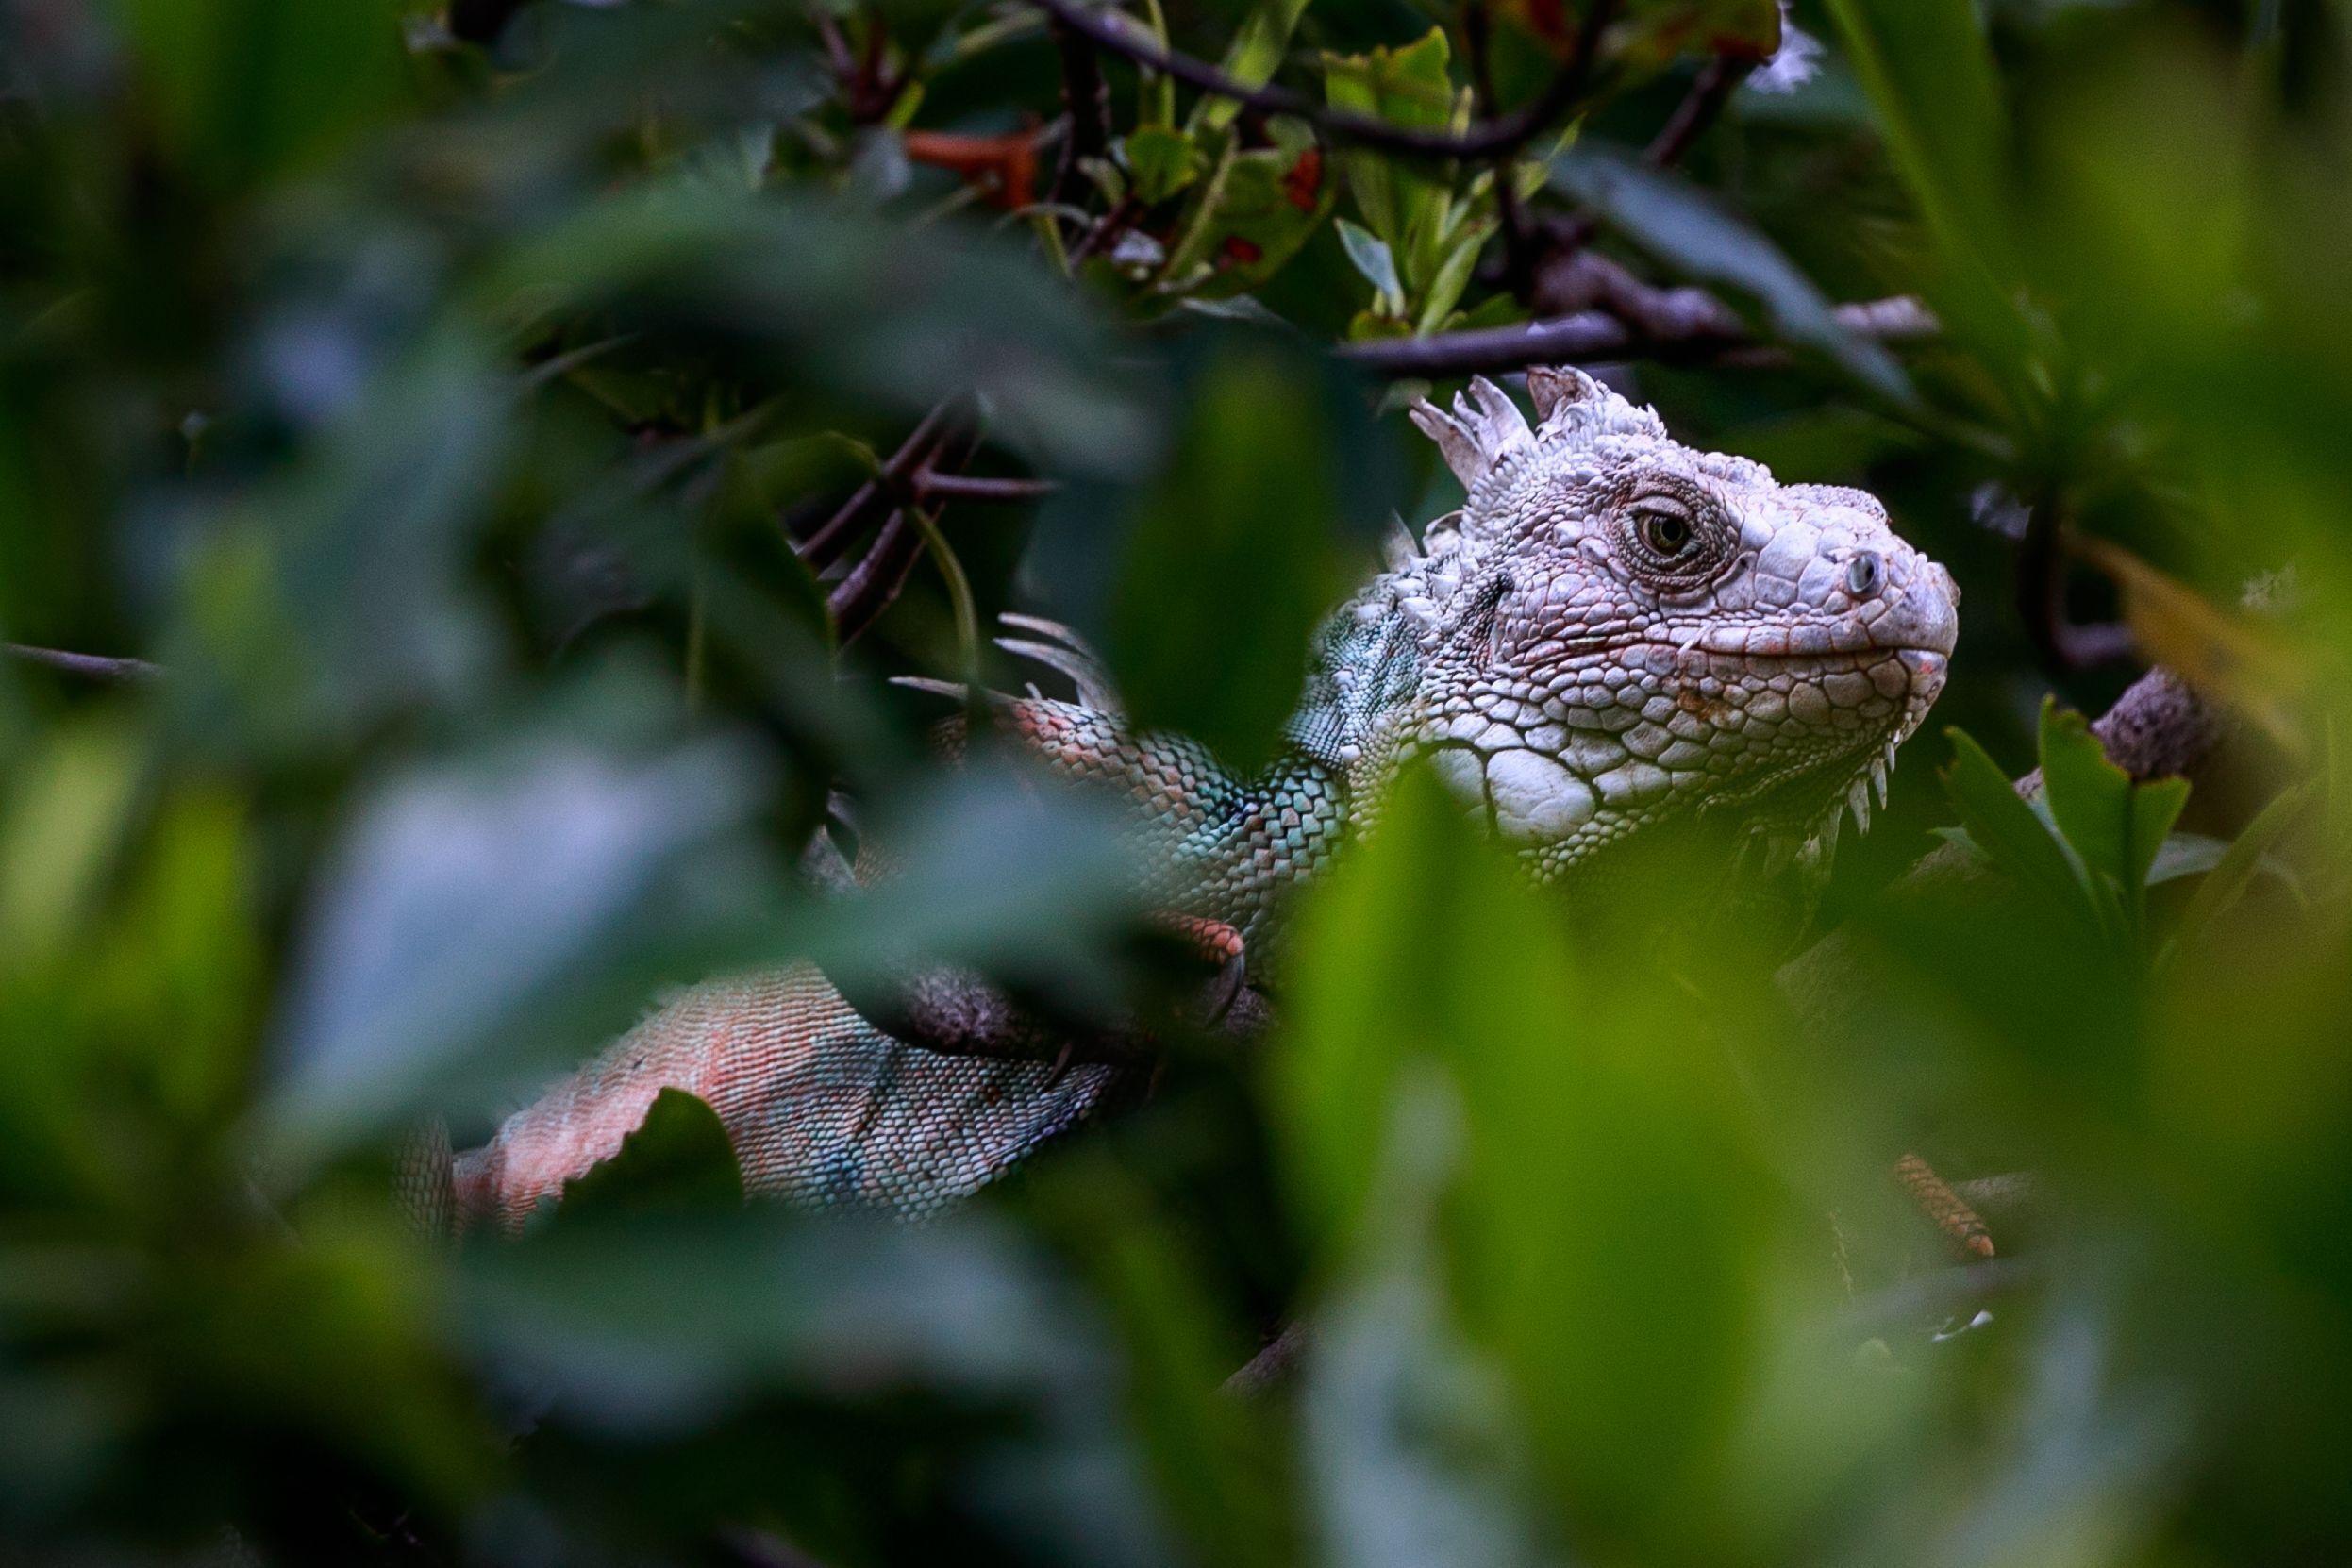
xmin=2128 ymin=776 xmax=2193 ymax=895
xmin=1322 ymin=28 xmax=1456 ymax=249
xmin=2038 ymin=699 xmax=2139 ymax=892
xmin=1106 ymin=338 xmax=1354 ymax=771
xmin=1416 ymin=226 xmax=1488 ymax=335
xmin=1941 ymin=726 xmax=2095 ymax=921
xmin=1336 ymin=217 xmax=1405 ymax=304
xmin=2164 ymin=786 xmax=2310 ymax=964
xmin=1547 ymin=150 xmax=1915 ymax=407
xmin=2039 ymin=698 xmax=2190 ymax=905
xmin=103 ymin=0 xmax=409 ymax=188
xmin=1123 ymin=125 xmax=1205 ymax=205
xmin=1275 ymin=764 xmax=1777 ymax=1548
xmin=1821 ymin=0 xmax=2022 ymax=351
xmin=1189 ymin=0 xmax=1315 ymax=137
xmin=1162 ymin=123 xmax=1334 ymax=300
xmin=557 ymin=1089 xmax=743 ymax=1218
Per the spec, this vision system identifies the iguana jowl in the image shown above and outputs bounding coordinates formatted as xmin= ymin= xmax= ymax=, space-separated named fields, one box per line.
xmin=447 ymin=367 xmax=1960 ymax=1230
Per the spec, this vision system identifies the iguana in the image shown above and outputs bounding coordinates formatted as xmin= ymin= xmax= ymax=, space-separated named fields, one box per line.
xmin=440 ymin=366 xmax=1959 ymax=1232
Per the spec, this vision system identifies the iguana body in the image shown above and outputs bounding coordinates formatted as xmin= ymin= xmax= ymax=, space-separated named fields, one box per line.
xmin=451 ymin=368 xmax=1959 ymax=1230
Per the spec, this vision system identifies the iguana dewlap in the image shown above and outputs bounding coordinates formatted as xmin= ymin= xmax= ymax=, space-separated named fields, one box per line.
xmin=449 ymin=367 xmax=1959 ymax=1229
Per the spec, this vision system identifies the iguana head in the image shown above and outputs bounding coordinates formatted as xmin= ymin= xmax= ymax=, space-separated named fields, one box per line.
xmin=1309 ymin=367 xmax=1958 ymax=880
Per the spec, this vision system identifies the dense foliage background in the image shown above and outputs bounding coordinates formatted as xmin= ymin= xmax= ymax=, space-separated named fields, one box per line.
xmin=4 ymin=0 xmax=2350 ymax=1562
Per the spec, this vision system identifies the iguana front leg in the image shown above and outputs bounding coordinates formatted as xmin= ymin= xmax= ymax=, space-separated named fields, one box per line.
xmin=449 ymin=645 xmax=1297 ymax=1230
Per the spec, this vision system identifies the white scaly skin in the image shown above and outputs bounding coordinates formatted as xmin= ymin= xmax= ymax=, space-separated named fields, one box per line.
xmin=1289 ymin=366 xmax=1960 ymax=880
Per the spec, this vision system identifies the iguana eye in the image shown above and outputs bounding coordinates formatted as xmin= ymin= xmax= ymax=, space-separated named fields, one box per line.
xmin=1611 ymin=478 xmax=1732 ymax=592
xmin=1638 ymin=505 xmax=1693 ymax=558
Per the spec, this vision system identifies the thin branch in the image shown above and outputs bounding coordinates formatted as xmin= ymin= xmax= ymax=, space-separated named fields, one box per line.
xmin=6 ymin=643 xmax=161 ymax=681
xmin=826 ymin=426 xmax=984 ymax=645
xmin=2015 ymin=491 xmax=2137 ymax=676
xmin=1462 ymin=0 xmax=1534 ymax=301
xmin=912 ymin=472 xmax=1059 ymax=503
xmin=1025 ymin=0 xmax=1621 ymax=162
xmin=828 ymin=511 xmax=923 ymax=643
xmin=1337 ymin=288 xmax=1935 ymax=378
xmin=795 ymin=401 xmax=959 ymax=571
xmin=1047 ymin=18 xmax=1113 ymax=217
xmin=1643 ymin=52 xmax=1755 ymax=171
xmin=1543 ymin=49 xmax=1760 ymax=265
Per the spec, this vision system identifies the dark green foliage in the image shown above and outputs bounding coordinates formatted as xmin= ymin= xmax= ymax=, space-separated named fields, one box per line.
xmin=557 ymin=1089 xmax=745 ymax=1218
xmin=4 ymin=0 xmax=2352 ymax=1564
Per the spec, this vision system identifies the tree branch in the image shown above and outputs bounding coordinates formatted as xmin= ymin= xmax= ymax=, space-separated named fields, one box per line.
xmin=794 ymin=401 xmax=959 ymax=572
xmin=1025 ymin=0 xmax=1621 ymax=162
xmin=1643 ymin=52 xmax=1755 ymax=171
xmin=5 ymin=643 xmax=161 ymax=681
xmin=1337 ymin=283 xmax=1935 ymax=378
xmin=913 ymin=472 xmax=1059 ymax=504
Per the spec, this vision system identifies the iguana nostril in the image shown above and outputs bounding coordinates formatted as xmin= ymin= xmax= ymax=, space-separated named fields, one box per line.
xmin=1845 ymin=551 xmax=1884 ymax=598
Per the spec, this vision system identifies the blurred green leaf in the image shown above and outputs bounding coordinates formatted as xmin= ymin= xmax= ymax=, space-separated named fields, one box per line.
xmin=1821 ymin=0 xmax=2022 ymax=355
xmin=1278 ymin=766 xmax=1779 ymax=1552
xmin=105 ymin=0 xmax=409 ymax=187
xmin=0 ymin=722 xmax=140 ymax=971
xmin=558 ymin=1088 xmax=744 ymax=1219
xmin=1548 ymin=150 xmax=1913 ymax=406
xmin=1107 ymin=336 xmax=1358 ymax=771
xmin=2163 ymin=785 xmax=2310 ymax=965
xmin=266 ymin=736 xmax=767 ymax=1155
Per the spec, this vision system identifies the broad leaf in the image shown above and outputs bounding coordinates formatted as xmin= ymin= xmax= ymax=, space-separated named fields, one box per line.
xmin=557 ymin=1088 xmax=744 ymax=1219
xmin=1548 ymin=150 xmax=1914 ymax=406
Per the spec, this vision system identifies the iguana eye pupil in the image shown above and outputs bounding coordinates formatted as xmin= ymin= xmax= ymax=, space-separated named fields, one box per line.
xmin=1641 ymin=510 xmax=1692 ymax=556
